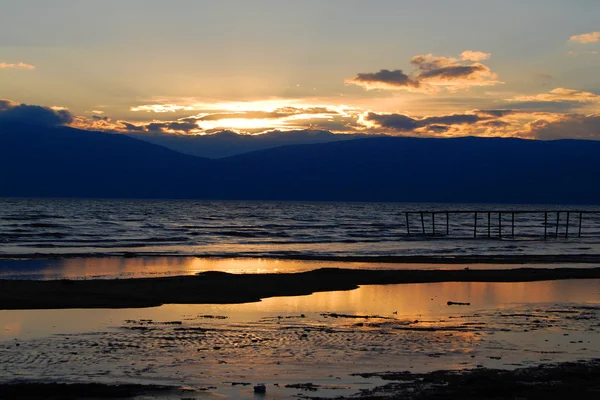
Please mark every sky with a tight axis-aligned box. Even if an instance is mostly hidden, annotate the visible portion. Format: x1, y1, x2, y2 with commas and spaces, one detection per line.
1, 0, 599, 141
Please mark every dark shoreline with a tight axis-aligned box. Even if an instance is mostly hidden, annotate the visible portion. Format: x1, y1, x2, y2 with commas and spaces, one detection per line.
329, 359, 600, 399
3, 253, 600, 264
1, 360, 598, 399
1, 267, 599, 310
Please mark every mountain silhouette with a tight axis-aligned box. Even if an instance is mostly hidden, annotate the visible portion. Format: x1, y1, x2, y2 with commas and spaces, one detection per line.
127, 129, 380, 158
2, 122, 600, 204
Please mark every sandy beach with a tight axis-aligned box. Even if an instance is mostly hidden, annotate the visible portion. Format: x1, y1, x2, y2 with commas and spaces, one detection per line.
1, 266, 600, 309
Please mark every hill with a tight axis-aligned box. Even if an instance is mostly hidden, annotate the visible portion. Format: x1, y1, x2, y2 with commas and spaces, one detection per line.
2, 123, 600, 204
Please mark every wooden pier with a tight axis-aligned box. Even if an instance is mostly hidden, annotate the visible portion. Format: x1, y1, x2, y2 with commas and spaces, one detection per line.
403, 210, 600, 240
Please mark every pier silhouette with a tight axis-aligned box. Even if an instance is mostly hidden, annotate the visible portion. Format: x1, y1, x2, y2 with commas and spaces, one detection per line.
404, 210, 600, 240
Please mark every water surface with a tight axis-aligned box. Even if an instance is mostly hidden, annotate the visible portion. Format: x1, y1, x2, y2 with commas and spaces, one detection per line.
2, 199, 599, 259
1, 280, 598, 398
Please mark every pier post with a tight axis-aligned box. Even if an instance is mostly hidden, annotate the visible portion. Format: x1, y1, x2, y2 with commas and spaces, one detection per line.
512, 212, 515, 238
499, 212, 502, 238
406, 212, 410, 236
488, 212, 491, 238
421, 212, 425, 235
566, 212, 570, 239
432, 212, 435, 235
555, 212, 560, 239
446, 212, 449, 236
474, 212, 478, 238
544, 212, 548, 240
579, 212, 583, 237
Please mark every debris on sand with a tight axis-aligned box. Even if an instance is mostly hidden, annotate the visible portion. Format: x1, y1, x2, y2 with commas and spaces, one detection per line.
447, 301, 470, 306
285, 382, 320, 391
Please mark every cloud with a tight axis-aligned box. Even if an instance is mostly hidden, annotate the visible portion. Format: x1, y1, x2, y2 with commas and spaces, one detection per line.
475, 109, 517, 117
0, 99, 73, 126
460, 51, 491, 61
344, 69, 420, 90
524, 113, 600, 140
0, 62, 35, 70
130, 104, 195, 113
364, 112, 485, 132
508, 88, 600, 103
569, 32, 600, 44
410, 54, 500, 89
188, 107, 340, 122
346, 51, 500, 93
146, 122, 199, 133
568, 50, 598, 57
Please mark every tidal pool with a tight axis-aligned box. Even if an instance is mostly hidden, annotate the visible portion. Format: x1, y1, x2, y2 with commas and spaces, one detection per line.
1, 280, 599, 399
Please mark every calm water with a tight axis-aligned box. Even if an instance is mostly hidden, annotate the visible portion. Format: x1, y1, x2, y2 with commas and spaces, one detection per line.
1, 199, 600, 260
1, 280, 598, 398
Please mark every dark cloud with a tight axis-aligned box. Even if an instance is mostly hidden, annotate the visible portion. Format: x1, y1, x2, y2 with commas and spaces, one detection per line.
120, 122, 145, 132
480, 120, 512, 128
418, 64, 487, 80
421, 114, 483, 125
0, 100, 73, 126
475, 109, 516, 117
366, 112, 418, 131
347, 52, 499, 92
345, 69, 420, 89
426, 124, 450, 133
366, 112, 485, 131
146, 122, 198, 133
527, 114, 600, 140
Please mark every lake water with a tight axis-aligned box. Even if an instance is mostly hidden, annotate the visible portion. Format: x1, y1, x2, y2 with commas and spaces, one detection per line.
2, 199, 600, 260
1, 280, 599, 398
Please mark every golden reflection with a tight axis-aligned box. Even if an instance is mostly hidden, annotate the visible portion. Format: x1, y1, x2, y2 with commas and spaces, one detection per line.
1, 280, 598, 341
37, 257, 481, 279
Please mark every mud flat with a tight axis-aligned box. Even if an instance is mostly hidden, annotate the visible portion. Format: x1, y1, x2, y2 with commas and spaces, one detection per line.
1, 267, 600, 310
337, 359, 600, 399
0, 360, 598, 399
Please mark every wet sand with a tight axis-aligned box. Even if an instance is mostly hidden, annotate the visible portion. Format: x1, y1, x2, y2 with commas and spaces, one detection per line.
2, 267, 600, 310
1, 280, 598, 398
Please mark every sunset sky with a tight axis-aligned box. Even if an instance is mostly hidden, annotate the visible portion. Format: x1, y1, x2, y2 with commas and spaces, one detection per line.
1, 0, 599, 140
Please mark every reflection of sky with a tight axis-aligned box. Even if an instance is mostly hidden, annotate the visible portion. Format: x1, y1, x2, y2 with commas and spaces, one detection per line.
1, 257, 598, 280
2, 279, 598, 340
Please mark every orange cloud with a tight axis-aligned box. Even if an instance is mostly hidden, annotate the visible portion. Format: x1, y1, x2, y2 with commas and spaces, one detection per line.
460, 50, 491, 61
569, 31, 600, 44
346, 51, 500, 93
130, 104, 195, 113
0, 62, 35, 70
508, 88, 600, 103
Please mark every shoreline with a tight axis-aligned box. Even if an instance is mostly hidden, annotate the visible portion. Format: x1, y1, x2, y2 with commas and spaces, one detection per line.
1, 359, 598, 399
1, 267, 599, 310
3, 253, 600, 264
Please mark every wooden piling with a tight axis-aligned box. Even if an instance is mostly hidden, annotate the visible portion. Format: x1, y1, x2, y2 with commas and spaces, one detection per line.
421, 212, 425, 235
406, 212, 410, 236
511, 212, 515, 238
555, 212, 560, 239
565, 212, 570, 239
499, 212, 502, 238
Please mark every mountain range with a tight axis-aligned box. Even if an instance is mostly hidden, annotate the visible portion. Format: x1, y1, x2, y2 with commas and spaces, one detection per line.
2, 122, 600, 204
